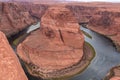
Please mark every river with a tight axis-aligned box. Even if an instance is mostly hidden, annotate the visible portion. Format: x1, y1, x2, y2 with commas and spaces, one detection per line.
70, 26, 120, 80
10, 23, 120, 80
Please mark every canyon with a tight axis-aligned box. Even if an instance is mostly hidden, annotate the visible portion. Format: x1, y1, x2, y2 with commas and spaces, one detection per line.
14, 1, 120, 52
17, 6, 94, 79
0, 0, 120, 80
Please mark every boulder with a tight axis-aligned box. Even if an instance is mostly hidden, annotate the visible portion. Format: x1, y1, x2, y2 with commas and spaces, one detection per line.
0, 31, 28, 80
17, 6, 85, 79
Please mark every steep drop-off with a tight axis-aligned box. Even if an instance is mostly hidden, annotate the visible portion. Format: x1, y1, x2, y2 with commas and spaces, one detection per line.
18, 2, 48, 19
67, 4, 120, 52
0, 2, 35, 37
17, 2, 120, 52
1, 1, 120, 79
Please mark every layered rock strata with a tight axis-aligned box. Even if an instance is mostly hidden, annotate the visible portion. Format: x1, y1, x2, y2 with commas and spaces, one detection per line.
0, 31, 28, 80
87, 11, 120, 51
0, 2, 35, 37
67, 4, 120, 52
17, 6, 94, 79
104, 66, 120, 80
16, 2, 120, 52
21, 2, 48, 19
67, 4, 120, 79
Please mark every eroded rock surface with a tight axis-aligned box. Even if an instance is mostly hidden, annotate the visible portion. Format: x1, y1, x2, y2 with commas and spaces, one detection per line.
67, 5, 96, 24
17, 6, 86, 79
18, 2, 48, 19
66, 4, 120, 52
17, 2, 120, 52
16, 1, 120, 51
0, 2, 35, 37
0, 31, 28, 80
104, 66, 120, 80
87, 10, 120, 51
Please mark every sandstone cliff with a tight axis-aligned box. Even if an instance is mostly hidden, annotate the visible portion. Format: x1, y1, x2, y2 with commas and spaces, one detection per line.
66, 4, 120, 52
18, 2, 48, 19
0, 2, 35, 37
1, 1, 120, 79
67, 5, 97, 24
0, 31, 28, 80
88, 10, 120, 52
104, 66, 120, 80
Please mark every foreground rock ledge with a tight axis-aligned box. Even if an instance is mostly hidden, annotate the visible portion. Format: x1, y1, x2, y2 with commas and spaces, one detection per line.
0, 31, 28, 80
104, 65, 120, 80
17, 7, 94, 79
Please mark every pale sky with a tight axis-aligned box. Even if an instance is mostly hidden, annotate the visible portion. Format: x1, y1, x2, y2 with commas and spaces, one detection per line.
66, 0, 120, 2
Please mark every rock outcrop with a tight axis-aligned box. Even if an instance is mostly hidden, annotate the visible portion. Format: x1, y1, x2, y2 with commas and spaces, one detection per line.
0, 31, 28, 80
67, 5, 97, 24
104, 66, 120, 80
0, 2, 35, 37
66, 4, 120, 52
17, 6, 94, 79
16, 2, 48, 19
87, 10, 120, 51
